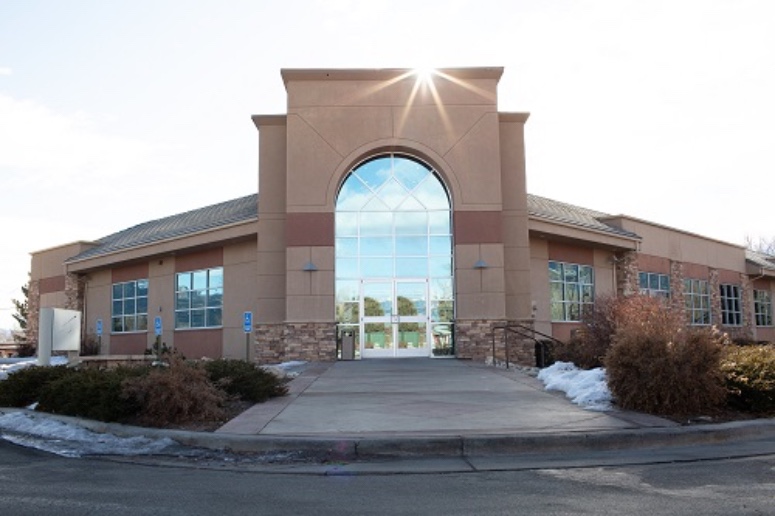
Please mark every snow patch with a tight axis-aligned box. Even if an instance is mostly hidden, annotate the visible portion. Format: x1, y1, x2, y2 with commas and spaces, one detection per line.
0, 411, 182, 458
538, 361, 613, 411
0, 356, 69, 380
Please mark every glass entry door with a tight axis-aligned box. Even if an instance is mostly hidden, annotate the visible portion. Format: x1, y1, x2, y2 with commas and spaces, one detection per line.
361, 279, 429, 358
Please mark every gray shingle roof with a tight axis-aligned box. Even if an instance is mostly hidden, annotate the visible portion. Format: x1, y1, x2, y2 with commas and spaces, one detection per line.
67, 194, 258, 262
745, 249, 775, 271
527, 194, 640, 239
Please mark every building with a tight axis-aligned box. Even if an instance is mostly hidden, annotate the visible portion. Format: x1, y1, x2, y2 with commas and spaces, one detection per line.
28, 67, 775, 364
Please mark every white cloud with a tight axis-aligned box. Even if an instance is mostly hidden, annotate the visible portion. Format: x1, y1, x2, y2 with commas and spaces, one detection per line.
0, 67, 12, 76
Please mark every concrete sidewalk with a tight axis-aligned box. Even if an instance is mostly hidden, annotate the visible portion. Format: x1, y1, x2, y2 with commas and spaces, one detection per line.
217, 359, 674, 437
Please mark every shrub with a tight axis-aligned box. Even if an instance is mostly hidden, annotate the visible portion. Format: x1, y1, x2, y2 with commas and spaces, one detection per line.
554, 294, 619, 369
37, 366, 146, 422
203, 359, 288, 403
0, 365, 72, 407
605, 295, 727, 417
121, 353, 227, 427
722, 345, 775, 413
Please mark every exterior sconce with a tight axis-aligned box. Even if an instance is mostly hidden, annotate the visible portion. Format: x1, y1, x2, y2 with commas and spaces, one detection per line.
473, 259, 488, 269
303, 261, 318, 272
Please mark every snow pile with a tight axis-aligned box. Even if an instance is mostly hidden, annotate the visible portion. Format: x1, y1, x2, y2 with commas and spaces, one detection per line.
537, 361, 613, 411
0, 356, 69, 381
0, 411, 183, 458
261, 360, 308, 379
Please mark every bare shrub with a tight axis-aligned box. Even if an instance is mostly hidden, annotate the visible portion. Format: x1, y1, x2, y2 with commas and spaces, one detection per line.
554, 294, 619, 369
121, 352, 227, 427
605, 295, 727, 417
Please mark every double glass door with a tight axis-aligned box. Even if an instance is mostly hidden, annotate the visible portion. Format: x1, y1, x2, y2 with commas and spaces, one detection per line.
361, 279, 429, 358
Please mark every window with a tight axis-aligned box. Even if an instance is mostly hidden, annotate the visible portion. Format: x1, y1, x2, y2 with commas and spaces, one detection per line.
175, 268, 223, 329
754, 290, 772, 327
720, 284, 742, 326
639, 272, 670, 298
111, 279, 148, 333
549, 261, 594, 322
684, 278, 711, 325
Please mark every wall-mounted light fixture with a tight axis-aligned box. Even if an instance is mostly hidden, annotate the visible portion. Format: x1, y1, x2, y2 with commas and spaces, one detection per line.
303, 261, 318, 272
473, 259, 488, 269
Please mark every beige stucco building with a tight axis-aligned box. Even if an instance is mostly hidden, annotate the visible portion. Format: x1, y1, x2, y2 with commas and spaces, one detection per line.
28, 67, 775, 364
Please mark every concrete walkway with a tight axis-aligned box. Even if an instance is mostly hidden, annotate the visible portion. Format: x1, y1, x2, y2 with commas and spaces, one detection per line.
217, 359, 673, 437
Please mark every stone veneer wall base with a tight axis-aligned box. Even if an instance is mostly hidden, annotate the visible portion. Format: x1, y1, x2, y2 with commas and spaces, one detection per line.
455, 319, 536, 367
255, 322, 337, 363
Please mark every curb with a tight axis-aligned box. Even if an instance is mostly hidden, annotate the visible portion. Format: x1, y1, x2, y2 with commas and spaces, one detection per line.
3, 407, 775, 461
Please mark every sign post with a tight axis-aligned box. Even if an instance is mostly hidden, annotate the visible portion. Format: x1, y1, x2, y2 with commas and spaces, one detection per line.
243, 311, 253, 361
96, 319, 103, 354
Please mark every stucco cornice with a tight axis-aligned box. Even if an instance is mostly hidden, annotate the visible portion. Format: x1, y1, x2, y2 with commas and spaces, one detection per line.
251, 114, 287, 130
499, 112, 530, 123
281, 67, 504, 86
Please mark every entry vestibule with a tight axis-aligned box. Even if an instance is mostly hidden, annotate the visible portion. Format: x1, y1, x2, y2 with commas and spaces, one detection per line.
335, 154, 455, 358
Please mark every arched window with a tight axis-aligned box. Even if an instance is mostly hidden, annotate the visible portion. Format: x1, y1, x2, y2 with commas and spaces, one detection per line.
335, 154, 454, 358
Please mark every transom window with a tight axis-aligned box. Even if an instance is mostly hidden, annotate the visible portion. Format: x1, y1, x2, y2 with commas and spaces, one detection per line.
720, 284, 742, 326
549, 261, 594, 322
754, 289, 772, 327
639, 272, 670, 298
684, 279, 711, 325
111, 279, 148, 333
175, 268, 223, 329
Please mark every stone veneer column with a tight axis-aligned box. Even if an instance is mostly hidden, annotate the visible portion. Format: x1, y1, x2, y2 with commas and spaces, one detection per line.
709, 268, 721, 327
26, 280, 40, 345
669, 260, 687, 325
616, 251, 640, 297
740, 273, 755, 340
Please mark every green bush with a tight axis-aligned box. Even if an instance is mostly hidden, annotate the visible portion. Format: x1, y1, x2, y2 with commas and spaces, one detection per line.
605, 295, 727, 417
37, 366, 146, 422
0, 365, 72, 407
121, 353, 227, 427
203, 359, 288, 402
722, 345, 775, 413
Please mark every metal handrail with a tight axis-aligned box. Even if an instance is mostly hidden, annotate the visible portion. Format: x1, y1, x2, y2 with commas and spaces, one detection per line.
491, 322, 564, 369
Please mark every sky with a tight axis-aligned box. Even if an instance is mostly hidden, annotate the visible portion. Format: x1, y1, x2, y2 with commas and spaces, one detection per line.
1, 0, 774, 330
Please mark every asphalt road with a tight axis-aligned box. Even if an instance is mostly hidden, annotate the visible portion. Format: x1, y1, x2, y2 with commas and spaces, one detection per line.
1, 440, 774, 515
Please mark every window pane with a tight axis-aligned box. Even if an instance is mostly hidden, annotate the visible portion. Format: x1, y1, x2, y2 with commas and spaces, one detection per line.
112, 300, 123, 316
564, 264, 579, 283
360, 212, 393, 236
566, 284, 580, 302
206, 308, 222, 327
581, 285, 594, 303
209, 268, 223, 288
649, 274, 659, 290
336, 257, 358, 278
136, 279, 149, 296
136, 297, 148, 314
428, 256, 451, 277
548, 262, 562, 282
361, 237, 393, 256
136, 314, 148, 331
191, 309, 205, 328
337, 301, 359, 324
177, 273, 191, 291
362, 257, 392, 277
396, 257, 427, 277
192, 271, 207, 290
112, 284, 123, 300
579, 266, 593, 284
660, 275, 670, 291
395, 236, 427, 256
176, 292, 189, 311
394, 212, 426, 235
567, 303, 581, 321
124, 316, 136, 332
336, 237, 358, 257
551, 302, 565, 321
431, 300, 454, 322
175, 310, 190, 329
124, 299, 136, 315
208, 288, 223, 308
112, 317, 123, 333
430, 278, 453, 300
191, 290, 206, 309
550, 282, 564, 303
336, 212, 358, 236
429, 236, 451, 255
123, 282, 135, 298
639, 272, 648, 289
428, 211, 450, 234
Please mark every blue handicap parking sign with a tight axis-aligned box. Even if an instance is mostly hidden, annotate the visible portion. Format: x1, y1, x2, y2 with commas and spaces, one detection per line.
154, 316, 163, 336
96, 319, 103, 336
243, 311, 253, 333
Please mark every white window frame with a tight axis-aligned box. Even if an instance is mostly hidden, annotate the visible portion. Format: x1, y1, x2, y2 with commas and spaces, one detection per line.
111, 279, 149, 333
754, 289, 773, 327
549, 261, 594, 322
175, 267, 224, 329
639, 271, 670, 298
684, 278, 711, 326
720, 284, 742, 326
